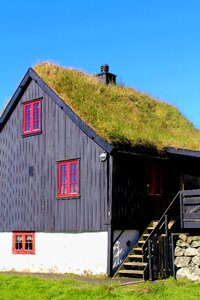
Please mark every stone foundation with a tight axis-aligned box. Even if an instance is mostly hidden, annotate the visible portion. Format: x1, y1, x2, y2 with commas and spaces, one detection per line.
174, 234, 200, 281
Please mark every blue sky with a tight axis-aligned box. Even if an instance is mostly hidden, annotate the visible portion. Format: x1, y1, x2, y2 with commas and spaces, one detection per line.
1, 1, 200, 128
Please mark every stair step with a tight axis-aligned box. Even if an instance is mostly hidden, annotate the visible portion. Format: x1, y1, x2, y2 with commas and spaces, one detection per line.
152, 221, 159, 227
124, 262, 147, 267
168, 220, 176, 229
138, 240, 146, 244
134, 247, 142, 251
119, 270, 144, 275
112, 220, 162, 279
129, 254, 143, 259
147, 227, 154, 230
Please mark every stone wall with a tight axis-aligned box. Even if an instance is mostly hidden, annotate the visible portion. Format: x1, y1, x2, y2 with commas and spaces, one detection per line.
174, 234, 200, 281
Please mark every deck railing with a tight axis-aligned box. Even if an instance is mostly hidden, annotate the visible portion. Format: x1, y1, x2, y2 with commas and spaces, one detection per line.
180, 189, 200, 228
144, 192, 180, 280
142, 191, 180, 254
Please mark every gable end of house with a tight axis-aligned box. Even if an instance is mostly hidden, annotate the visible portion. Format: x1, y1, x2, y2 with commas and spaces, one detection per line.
0, 68, 114, 154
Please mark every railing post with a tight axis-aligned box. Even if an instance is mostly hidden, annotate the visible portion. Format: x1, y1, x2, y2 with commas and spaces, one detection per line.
171, 233, 176, 279
165, 214, 168, 236
164, 235, 169, 278
180, 191, 183, 228
153, 236, 159, 279
148, 238, 153, 281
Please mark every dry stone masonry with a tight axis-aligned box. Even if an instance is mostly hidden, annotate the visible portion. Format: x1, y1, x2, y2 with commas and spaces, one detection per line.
175, 234, 200, 281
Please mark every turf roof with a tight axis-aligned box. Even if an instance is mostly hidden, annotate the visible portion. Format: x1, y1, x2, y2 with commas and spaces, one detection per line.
34, 62, 200, 151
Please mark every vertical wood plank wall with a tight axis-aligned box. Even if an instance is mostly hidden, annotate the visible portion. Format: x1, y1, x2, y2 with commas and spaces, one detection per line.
0, 80, 110, 232
112, 153, 180, 231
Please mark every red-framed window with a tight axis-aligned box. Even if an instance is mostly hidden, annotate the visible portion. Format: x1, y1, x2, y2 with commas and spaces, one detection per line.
23, 100, 41, 134
12, 232, 35, 254
58, 160, 79, 198
146, 164, 162, 196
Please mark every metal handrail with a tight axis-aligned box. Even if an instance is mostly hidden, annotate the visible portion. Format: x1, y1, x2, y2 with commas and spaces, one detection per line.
142, 191, 180, 254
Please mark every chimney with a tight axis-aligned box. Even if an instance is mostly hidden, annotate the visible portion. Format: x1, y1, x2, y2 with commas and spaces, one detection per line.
96, 64, 117, 85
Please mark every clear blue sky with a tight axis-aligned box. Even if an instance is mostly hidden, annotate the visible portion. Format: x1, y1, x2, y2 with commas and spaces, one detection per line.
1, 1, 200, 128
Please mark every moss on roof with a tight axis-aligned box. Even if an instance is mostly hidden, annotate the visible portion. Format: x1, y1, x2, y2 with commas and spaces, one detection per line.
34, 62, 200, 151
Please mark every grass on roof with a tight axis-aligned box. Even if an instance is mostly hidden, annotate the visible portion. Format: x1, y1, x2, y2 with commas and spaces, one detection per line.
34, 62, 200, 151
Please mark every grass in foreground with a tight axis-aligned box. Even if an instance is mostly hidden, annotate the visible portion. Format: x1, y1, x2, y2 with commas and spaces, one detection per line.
34, 62, 200, 151
0, 275, 200, 300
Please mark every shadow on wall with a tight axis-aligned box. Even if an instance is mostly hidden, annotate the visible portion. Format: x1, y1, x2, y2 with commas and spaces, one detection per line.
112, 230, 139, 273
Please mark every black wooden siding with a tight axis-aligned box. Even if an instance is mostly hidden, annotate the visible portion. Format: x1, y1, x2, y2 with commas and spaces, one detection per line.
112, 153, 148, 230
0, 80, 112, 232
112, 153, 180, 232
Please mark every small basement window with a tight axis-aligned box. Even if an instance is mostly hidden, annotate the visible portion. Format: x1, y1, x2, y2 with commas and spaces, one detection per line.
12, 232, 35, 254
58, 159, 79, 198
23, 99, 41, 135
146, 164, 162, 196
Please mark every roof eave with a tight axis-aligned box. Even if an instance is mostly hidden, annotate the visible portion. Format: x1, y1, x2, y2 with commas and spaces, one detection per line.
166, 147, 200, 158
0, 68, 32, 128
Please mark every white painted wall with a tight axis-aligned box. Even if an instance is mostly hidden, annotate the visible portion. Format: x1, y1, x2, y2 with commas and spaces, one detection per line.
0, 232, 108, 275
113, 230, 139, 271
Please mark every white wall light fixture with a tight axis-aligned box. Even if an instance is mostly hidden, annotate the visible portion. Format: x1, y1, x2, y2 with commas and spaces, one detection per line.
99, 152, 107, 162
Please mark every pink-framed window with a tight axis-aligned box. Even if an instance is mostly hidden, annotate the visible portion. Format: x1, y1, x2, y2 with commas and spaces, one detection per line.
12, 232, 35, 254
23, 100, 41, 134
58, 160, 79, 198
146, 164, 162, 196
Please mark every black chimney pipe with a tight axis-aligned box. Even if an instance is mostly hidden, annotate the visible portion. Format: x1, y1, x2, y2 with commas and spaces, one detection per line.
96, 64, 116, 85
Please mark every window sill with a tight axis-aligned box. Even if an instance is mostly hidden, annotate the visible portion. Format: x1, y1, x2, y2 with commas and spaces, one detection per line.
13, 251, 35, 255
56, 195, 80, 200
22, 131, 42, 138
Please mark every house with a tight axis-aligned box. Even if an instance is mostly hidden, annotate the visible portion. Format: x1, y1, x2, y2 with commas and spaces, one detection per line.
1, 62, 200, 278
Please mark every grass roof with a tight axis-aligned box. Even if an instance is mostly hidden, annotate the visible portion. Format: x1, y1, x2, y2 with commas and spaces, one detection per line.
34, 62, 200, 151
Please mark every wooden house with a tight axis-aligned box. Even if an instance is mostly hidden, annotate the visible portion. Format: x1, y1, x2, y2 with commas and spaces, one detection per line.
1, 62, 200, 278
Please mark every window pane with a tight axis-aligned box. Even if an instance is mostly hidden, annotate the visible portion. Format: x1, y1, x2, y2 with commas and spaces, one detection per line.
25, 235, 33, 250
25, 106, 30, 114
33, 102, 40, 130
24, 105, 31, 132
70, 183, 78, 194
26, 235, 32, 241
74, 184, 77, 193
70, 173, 76, 182
15, 235, 23, 250
61, 184, 67, 195
16, 235, 22, 242
60, 164, 67, 174
60, 165, 64, 174
26, 114, 31, 122
33, 118, 39, 129
25, 123, 31, 131
70, 184, 75, 193
33, 103, 39, 112
70, 163, 77, 172
61, 175, 66, 184
59, 164, 67, 195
